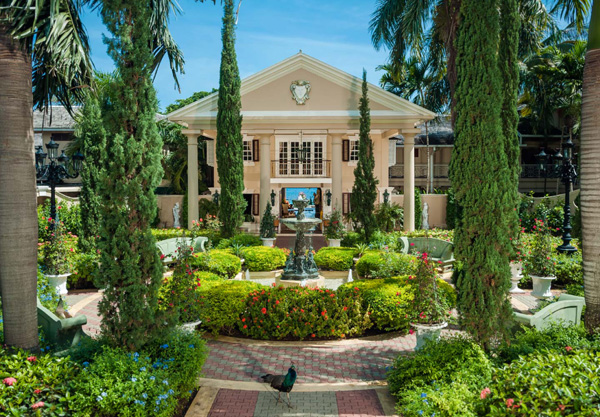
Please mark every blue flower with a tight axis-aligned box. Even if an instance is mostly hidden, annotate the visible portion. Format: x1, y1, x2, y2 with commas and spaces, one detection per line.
142, 393, 148, 399
96, 396, 103, 402
163, 364, 169, 370
421, 393, 427, 398
189, 344, 195, 348
168, 389, 174, 395
156, 400, 160, 405
140, 367, 146, 372
160, 344, 169, 349
131, 377, 137, 382
150, 376, 156, 381
102, 392, 107, 397
162, 380, 169, 385
83, 361, 90, 367
419, 411, 423, 416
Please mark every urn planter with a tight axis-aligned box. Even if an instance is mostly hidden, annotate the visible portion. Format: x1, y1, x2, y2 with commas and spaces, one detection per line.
261, 237, 276, 247
531, 275, 556, 299
509, 262, 525, 293
327, 238, 341, 247
45, 273, 71, 296
411, 322, 448, 350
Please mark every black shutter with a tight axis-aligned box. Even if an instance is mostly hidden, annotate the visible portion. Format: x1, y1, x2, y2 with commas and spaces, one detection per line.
342, 139, 349, 162
342, 193, 351, 215
252, 139, 260, 162
252, 194, 260, 216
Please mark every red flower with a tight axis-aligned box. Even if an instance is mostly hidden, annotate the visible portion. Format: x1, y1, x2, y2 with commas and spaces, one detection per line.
343, 306, 348, 311
321, 310, 327, 316
261, 307, 267, 314
557, 404, 566, 411
3, 377, 16, 386
409, 329, 414, 335
34, 389, 42, 394
275, 300, 280, 305
243, 324, 247, 329
506, 399, 514, 408
31, 402, 45, 410
565, 346, 573, 352
242, 318, 246, 322
26, 356, 37, 363
311, 334, 315, 338
480, 387, 491, 399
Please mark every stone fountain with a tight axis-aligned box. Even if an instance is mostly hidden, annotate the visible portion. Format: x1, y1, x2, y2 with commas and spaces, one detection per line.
277, 194, 323, 287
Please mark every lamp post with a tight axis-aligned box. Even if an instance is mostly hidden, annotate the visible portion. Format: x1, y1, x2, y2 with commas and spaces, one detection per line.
35, 138, 84, 230
556, 137, 577, 254
213, 190, 220, 206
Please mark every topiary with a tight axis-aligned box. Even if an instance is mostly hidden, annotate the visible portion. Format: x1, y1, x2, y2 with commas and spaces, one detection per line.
190, 250, 242, 279
355, 251, 418, 279
259, 203, 276, 239
242, 246, 286, 271
314, 247, 357, 271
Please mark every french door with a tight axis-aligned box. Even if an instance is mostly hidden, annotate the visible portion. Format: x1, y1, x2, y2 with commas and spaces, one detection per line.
276, 136, 325, 177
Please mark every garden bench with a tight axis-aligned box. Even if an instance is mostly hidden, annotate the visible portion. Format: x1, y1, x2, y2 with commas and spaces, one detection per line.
37, 298, 88, 351
156, 237, 208, 264
398, 237, 455, 270
513, 294, 585, 330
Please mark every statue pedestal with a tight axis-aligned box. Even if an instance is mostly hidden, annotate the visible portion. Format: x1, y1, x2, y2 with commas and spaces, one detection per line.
275, 275, 324, 289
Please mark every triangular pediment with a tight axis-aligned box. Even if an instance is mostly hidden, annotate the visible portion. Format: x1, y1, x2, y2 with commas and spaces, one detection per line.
168, 53, 435, 131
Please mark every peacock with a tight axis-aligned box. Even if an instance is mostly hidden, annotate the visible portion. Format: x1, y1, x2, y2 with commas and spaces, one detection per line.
260, 364, 297, 407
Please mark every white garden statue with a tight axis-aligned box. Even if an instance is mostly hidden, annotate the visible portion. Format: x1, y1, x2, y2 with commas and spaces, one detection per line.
173, 202, 181, 228
422, 202, 429, 230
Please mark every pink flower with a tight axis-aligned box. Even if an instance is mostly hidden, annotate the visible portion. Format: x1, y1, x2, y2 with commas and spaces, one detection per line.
31, 402, 45, 409
410, 243, 415, 246
34, 389, 42, 394
506, 398, 514, 408
565, 346, 573, 352
3, 377, 16, 386
27, 356, 37, 363
480, 387, 491, 399
557, 404, 566, 411
409, 329, 414, 335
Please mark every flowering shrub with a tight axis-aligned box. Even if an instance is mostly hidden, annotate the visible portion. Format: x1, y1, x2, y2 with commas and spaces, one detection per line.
407, 252, 451, 325
69, 330, 207, 417
324, 209, 345, 240
192, 214, 221, 232
69, 251, 101, 289
0, 347, 78, 416
37, 201, 81, 241
239, 285, 371, 340
314, 247, 357, 271
399, 381, 480, 417
523, 219, 556, 277
355, 251, 418, 279
241, 246, 286, 271
482, 349, 600, 416
189, 249, 242, 278
39, 218, 78, 275
158, 271, 222, 322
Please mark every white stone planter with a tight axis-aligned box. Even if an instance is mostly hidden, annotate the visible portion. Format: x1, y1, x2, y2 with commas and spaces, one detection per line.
509, 262, 525, 293
261, 237, 276, 247
411, 322, 448, 350
327, 238, 341, 247
531, 275, 556, 299
45, 273, 71, 296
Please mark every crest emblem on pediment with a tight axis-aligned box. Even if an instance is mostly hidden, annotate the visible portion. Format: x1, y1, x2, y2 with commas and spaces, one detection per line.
290, 80, 311, 105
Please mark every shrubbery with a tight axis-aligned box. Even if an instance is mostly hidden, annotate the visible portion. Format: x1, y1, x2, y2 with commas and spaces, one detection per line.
314, 247, 357, 271
190, 249, 241, 278
239, 285, 371, 340
216, 233, 262, 249
242, 246, 286, 271
355, 251, 418, 278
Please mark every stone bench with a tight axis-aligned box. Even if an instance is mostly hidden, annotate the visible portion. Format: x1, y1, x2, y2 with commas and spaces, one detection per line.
513, 294, 585, 330
156, 237, 209, 264
398, 237, 455, 270
37, 298, 88, 351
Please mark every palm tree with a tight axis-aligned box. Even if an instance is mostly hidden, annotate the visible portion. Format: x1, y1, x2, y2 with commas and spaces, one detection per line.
0, 0, 212, 350
0, 0, 93, 351
379, 57, 449, 192
370, 0, 591, 121
581, 0, 600, 331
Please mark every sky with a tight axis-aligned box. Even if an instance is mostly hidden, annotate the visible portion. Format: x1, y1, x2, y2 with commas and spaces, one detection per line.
82, 0, 390, 113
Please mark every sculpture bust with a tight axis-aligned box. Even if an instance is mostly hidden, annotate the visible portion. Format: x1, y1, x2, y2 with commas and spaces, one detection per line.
173, 202, 180, 228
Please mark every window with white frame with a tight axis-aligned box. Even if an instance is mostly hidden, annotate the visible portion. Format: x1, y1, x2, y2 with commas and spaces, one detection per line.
349, 138, 359, 161
243, 139, 253, 161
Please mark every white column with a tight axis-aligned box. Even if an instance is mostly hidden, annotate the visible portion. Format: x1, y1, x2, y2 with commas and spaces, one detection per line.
186, 133, 200, 229
259, 134, 271, 215
331, 133, 343, 211
404, 133, 416, 231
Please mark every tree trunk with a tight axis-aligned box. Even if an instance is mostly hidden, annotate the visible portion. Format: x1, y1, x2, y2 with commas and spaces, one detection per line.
0, 27, 39, 350
582, 0, 600, 332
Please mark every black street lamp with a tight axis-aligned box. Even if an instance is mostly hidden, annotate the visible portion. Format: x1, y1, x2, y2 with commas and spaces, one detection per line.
36, 138, 84, 230
556, 137, 578, 254
213, 190, 220, 206
383, 189, 390, 204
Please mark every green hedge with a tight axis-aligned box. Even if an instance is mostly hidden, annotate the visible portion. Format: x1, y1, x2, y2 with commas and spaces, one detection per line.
355, 251, 418, 278
216, 233, 262, 249
339, 276, 456, 332
242, 246, 286, 271
190, 249, 242, 279
314, 247, 357, 271
151, 228, 223, 248
239, 286, 371, 340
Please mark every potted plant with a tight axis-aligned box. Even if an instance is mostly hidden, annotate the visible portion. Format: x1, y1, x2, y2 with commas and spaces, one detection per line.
260, 203, 276, 247
40, 217, 73, 296
524, 218, 556, 298
324, 209, 345, 247
408, 252, 451, 350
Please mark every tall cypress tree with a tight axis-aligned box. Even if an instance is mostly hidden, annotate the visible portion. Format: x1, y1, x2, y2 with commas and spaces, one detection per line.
449, 0, 513, 348
351, 70, 379, 241
499, 0, 521, 243
216, 0, 245, 237
75, 94, 106, 252
95, 0, 166, 350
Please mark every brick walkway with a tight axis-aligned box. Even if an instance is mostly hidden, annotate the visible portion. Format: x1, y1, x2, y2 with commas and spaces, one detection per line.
207, 389, 386, 417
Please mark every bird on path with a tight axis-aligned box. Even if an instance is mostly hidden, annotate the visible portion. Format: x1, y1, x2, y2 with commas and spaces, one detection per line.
55, 297, 72, 319
260, 364, 297, 408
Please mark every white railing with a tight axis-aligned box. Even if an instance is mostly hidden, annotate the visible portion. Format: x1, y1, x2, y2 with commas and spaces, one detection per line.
271, 160, 331, 178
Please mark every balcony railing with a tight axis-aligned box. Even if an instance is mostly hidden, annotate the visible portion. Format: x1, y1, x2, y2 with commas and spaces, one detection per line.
520, 164, 562, 179
389, 164, 449, 179
271, 160, 331, 178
